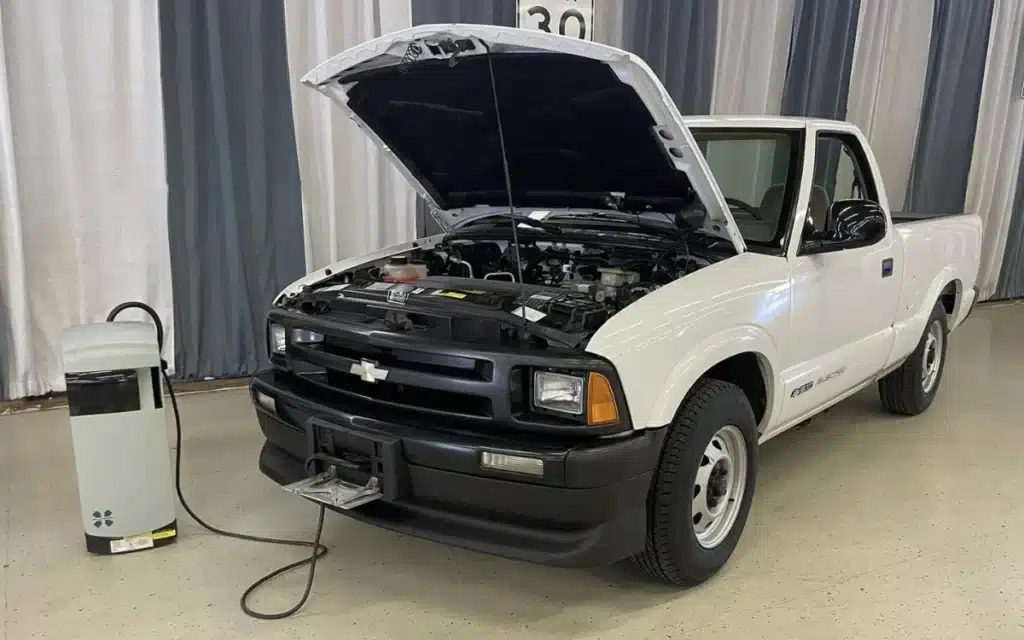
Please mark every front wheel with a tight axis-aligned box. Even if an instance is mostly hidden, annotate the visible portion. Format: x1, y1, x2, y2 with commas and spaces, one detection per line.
633, 379, 758, 586
878, 298, 948, 415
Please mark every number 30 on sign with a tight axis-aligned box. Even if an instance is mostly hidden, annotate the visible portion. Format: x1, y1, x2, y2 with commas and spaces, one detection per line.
517, 0, 596, 41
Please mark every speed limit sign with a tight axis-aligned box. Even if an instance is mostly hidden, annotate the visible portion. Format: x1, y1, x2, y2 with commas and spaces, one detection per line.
516, 0, 596, 41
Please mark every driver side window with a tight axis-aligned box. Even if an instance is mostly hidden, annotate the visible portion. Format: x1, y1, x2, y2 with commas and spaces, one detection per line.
810, 133, 880, 233
794, 132, 887, 255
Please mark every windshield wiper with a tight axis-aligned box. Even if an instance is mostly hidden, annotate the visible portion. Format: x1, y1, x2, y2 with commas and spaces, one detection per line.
461, 213, 563, 234
559, 211, 688, 238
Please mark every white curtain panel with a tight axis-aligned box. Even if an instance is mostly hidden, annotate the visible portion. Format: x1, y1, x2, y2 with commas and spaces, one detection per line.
0, 0, 173, 399
592, 0, 625, 47
708, 0, 795, 208
283, 0, 416, 273
710, 0, 795, 115
964, 0, 1024, 300
845, 0, 934, 212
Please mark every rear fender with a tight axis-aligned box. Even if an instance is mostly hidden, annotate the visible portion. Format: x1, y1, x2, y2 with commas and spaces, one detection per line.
644, 325, 780, 431
912, 267, 960, 331
888, 266, 960, 368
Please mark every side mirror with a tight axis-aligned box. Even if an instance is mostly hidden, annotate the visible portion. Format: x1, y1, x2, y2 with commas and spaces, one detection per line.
801, 199, 886, 255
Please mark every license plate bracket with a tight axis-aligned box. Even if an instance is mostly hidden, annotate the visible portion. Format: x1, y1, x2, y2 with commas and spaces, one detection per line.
305, 417, 404, 502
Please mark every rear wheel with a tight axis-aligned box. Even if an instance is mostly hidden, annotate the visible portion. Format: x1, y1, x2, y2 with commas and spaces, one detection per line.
633, 379, 758, 586
878, 299, 948, 415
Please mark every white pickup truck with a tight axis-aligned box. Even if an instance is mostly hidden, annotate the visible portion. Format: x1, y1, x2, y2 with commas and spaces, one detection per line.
251, 25, 982, 586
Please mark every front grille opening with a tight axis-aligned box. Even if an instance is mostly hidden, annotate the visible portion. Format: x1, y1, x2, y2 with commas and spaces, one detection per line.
325, 369, 493, 417
318, 339, 493, 381
328, 300, 508, 343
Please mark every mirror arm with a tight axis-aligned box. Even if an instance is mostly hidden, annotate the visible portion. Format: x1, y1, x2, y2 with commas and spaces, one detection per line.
801, 239, 826, 255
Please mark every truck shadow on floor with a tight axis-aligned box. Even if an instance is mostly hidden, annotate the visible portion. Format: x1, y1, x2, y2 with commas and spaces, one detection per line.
283, 393, 907, 635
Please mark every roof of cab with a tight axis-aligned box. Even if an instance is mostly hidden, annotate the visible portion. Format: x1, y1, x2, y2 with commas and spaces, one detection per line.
681, 115, 857, 130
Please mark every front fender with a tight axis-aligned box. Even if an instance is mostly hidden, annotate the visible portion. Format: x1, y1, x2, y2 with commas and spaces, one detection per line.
586, 252, 791, 431
645, 326, 780, 429
593, 322, 780, 431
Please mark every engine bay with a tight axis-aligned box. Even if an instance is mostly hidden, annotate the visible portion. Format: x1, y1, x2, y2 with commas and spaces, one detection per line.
287, 232, 732, 348
406, 239, 711, 301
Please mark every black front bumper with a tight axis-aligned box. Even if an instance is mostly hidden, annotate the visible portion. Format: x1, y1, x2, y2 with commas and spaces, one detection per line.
250, 370, 665, 568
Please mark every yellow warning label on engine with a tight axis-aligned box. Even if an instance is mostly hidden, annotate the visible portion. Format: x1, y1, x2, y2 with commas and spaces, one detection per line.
435, 290, 466, 299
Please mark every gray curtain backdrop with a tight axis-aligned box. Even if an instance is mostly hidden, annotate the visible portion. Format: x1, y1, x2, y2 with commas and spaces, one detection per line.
621, 0, 717, 117
781, 0, 860, 120
159, 0, 306, 380
412, 0, 515, 27
903, 0, 995, 214
780, 0, 861, 195
996, 154, 1024, 299
411, 0, 516, 237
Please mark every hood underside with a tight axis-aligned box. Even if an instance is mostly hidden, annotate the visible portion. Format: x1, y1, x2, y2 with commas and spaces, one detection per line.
302, 24, 744, 253
337, 50, 693, 212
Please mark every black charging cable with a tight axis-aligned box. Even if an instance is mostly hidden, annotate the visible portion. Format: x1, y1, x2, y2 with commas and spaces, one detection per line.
105, 302, 327, 620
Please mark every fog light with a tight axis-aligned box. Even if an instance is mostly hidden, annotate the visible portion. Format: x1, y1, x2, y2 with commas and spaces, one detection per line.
480, 451, 544, 477
255, 391, 276, 414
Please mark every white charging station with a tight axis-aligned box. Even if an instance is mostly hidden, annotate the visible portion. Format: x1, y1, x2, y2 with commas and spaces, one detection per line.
60, 320, 177, 555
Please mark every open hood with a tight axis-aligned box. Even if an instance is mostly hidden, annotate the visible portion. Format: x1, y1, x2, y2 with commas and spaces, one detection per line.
302, 24, 744, 253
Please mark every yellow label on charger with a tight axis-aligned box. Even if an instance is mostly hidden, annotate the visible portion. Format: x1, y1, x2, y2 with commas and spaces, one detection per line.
152, 528, 177, 540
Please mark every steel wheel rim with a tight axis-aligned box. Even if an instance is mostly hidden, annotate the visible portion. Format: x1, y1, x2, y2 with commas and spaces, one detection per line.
921, 319, 944, 394
693, 425, 748, 549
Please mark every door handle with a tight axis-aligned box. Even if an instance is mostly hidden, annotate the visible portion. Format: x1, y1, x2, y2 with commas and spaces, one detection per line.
881, 258, 894, 278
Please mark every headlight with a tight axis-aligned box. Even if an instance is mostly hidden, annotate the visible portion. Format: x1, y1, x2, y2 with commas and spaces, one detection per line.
533, 370, 621, 425
533, 371, 585, 415
269, 323, 286, 355
291, 329, 323, 345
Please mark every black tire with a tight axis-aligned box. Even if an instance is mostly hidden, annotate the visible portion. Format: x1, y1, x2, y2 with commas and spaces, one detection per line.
633, 378, 758, 586
878, 298, 948, 416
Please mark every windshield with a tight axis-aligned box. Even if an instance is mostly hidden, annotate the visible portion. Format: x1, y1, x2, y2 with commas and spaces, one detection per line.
691, 128, 800, 250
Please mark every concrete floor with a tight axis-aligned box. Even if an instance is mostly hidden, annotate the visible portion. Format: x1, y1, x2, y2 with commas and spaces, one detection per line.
2, 303, 1023, 639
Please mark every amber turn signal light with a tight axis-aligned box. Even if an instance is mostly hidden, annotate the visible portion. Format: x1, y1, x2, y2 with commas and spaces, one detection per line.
587, 372, 619, 425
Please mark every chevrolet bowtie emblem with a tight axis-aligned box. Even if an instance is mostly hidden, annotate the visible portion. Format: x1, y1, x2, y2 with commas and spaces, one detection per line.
350, 359, 388, 383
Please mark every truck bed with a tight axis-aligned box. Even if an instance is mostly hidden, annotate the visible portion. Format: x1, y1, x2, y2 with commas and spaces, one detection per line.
892, 211, 982, 327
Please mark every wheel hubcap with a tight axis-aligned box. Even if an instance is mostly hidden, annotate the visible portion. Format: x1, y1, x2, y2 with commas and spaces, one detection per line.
921, 319, 944, 394
693, 425, 748, 549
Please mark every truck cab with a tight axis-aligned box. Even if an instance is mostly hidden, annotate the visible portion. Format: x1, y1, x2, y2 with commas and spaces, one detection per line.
251, 25, 982, 586
617, 116, 981, 440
